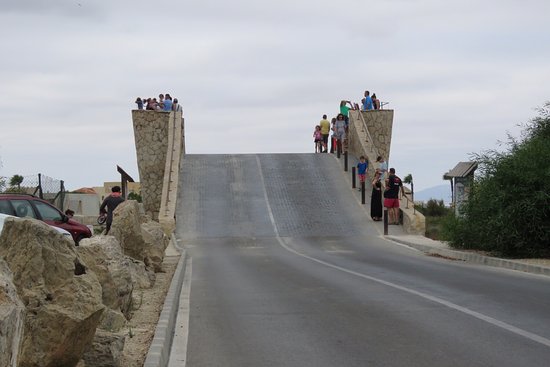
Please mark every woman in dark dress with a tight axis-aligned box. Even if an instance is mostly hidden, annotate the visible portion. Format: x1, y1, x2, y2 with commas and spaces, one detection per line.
370, 171, 383, 221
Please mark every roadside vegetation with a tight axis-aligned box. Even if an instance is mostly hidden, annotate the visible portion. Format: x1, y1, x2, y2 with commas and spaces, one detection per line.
441, 102, 550, 258
415, 199, 451, 241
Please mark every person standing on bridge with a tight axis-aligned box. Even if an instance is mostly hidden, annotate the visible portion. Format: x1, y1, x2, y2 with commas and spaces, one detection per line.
163, 94, 173, 111
376, 156, 388, 186
339, 100, 352, 128
334, 114, 347, 153
319, 114, 330, 153
372, 93, 380, 110
384, 168, 404, 225
313, 125, 323, 153
371, 170, 383, 221
100, 186, 125, 235
357, 156, 369, 190
330, 117, 337, 153
362, 91, 374, 111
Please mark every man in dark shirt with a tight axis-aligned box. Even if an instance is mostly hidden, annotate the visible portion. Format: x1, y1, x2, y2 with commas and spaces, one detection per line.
100, 186, 125, 235
384, 168, 405, 225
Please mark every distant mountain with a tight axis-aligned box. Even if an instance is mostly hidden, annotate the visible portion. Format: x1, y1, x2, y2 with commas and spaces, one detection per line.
413, 184, 452, 205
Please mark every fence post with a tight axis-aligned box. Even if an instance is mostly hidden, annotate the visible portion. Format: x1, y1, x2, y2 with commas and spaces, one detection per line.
38, 173, 44, 199
352, 167, 356, 188
344, 151, 348, 172
59, 180, 65, 211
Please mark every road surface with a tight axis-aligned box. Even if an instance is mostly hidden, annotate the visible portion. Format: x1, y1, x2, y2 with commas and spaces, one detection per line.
174, 154, 550, 367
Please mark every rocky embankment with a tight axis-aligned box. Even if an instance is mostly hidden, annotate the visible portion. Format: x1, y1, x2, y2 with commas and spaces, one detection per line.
0, 200, 170, 367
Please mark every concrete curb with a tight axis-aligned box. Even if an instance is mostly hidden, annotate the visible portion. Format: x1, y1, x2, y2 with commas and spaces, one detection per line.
386, 236, 550, 277
143, 235, 187, 367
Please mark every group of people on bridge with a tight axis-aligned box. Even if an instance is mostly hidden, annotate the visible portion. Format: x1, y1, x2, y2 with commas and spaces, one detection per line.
135, 93, 183, 114
313, 93, 404, 225
313, 90, 383, 154
357, 156, 404, 225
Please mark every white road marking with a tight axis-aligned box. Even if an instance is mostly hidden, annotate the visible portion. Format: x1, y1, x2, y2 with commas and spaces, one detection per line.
255, 155, 550, 349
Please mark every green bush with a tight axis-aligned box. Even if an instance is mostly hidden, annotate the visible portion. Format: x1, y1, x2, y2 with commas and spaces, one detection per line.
127, 192, 142, 203
443, 103, 550, 257
416, 199, 449, 217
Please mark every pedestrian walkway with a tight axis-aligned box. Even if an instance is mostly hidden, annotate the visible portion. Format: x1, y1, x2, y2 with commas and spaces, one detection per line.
386, 234, 550, 277
334, 153, 550, 278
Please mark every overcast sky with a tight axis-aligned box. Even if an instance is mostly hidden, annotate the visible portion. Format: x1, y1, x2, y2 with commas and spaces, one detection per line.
1, 0, 549, 193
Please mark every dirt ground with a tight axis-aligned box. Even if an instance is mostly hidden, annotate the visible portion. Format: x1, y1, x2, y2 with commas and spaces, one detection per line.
119, 255, 180, 367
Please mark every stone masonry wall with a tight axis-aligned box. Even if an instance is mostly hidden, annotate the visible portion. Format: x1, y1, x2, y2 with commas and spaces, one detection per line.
361, 110, 394, 162
132, 110, 171, 220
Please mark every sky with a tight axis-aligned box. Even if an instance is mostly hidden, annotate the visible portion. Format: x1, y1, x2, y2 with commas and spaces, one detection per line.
1, 0, 549, 192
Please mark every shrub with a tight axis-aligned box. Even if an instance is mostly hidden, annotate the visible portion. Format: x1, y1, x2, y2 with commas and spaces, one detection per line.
443, 103, 550, 257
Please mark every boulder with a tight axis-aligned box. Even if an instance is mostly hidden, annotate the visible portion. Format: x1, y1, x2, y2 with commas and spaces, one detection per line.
77, 236, 154, 319
82, 330, 125, 367
110, 201, 148, 263
0, 259, 24, 367
141, 220, 169, 272
110, 200, 168, 273
0, 217, 104, 367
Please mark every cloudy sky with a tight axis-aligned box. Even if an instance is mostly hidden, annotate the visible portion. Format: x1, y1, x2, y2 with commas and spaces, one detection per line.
1, 0, 549, 193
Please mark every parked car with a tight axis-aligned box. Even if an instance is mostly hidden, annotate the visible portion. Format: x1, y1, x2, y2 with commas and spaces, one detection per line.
0, 194, 91, 244
0, 213, 73, 242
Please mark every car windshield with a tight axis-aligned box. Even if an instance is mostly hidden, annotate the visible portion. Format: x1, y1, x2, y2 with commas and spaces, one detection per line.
33, 201, 63, 221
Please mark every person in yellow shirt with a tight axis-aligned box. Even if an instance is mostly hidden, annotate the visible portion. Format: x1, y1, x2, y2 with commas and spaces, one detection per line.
319, 114, 331, 153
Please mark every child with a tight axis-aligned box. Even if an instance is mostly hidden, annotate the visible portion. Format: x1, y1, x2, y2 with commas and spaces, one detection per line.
313, 125, 323, 153
357, 156, 368, 190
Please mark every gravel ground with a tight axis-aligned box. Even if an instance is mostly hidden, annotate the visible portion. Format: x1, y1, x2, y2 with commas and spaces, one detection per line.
120, 255, 180, 367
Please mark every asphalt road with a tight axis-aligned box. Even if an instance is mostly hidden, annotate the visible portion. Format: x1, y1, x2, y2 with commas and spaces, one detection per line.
175, 154, 550, 367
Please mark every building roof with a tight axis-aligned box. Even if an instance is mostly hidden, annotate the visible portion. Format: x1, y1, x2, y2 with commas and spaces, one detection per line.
444, 161, 478, 179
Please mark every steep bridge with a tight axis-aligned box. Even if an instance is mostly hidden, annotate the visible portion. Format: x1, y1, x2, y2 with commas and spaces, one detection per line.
131, 111, 550, 367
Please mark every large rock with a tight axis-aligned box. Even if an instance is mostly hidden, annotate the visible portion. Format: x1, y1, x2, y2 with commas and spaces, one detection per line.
110, 200, 168, 273
77, 236, 154, 321
110, 201, 148, 263
0, 217, 104, 367
76, 236, 155, 367
0, 259, 24, 367
141, 220, 169, 272
82, 330, 125, 367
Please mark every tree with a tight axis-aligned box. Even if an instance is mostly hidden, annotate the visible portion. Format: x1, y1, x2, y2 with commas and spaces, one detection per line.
10, 175, 24, 190
442, 102, 550, 257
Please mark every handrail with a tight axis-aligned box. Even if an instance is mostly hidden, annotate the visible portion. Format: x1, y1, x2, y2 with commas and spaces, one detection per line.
355, 110, 380, 160
401, 188, 416, 214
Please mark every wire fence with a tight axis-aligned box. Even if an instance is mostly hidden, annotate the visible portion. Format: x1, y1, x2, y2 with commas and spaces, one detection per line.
0, 173, 66, 210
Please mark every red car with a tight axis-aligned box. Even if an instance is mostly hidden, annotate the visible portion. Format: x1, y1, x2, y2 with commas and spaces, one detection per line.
0, 193, 92, 244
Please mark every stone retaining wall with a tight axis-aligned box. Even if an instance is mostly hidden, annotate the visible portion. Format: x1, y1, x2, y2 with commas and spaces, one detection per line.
132, 111, 169, 220
361, 110, 394, 162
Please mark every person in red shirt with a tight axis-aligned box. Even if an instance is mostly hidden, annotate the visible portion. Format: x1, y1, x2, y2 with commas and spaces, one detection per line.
384, 168, 405, 225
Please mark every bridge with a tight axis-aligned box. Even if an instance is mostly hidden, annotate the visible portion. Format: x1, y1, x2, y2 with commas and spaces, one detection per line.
131, 111, 550, 367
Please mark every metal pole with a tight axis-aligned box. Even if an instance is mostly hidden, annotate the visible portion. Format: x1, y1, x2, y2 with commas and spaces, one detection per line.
38, 173, 44, 199
383, 209, 388, 235
59, 180, 65, 211
361, 181, 365, 204
344, 151, 348, 172
352, 167, 356, 188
